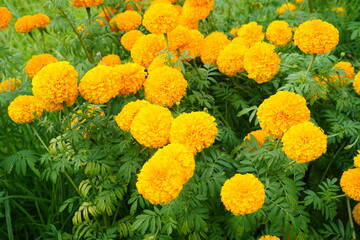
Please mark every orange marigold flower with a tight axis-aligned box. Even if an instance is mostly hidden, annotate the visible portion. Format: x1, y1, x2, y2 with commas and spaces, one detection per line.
41, 101, 66, 112
8, 95, 43, 124
130, 104, 174, 148
244, 42, 280, 84
217, 41, 248, 77
0, 78, 21, 93
115, 63, 147, 96
329, 61, 354, 86
221, 173, 265, 215
32, 13, 50, 29
331, 7, 346, 17
257, 91, 311, 138
110, 10, 142, 32
244, 129, 269, 148
115, 100, 151, 132
131, 34, 166, 68
237, 22, 264, 47
25, 54, 58, 79
182, 0, 214, 21
353, 203, 360, 225
354, 72, 360, 95
266, 20, 292, 46
120, 30, 144, 51
0, 7, 11, 30
98, 54, 121, 66
294, 19, 339, 55
15, 15, 34, 33
178, 13, 199, 29
354, 150, 360, 168
281, 121, 327, 163
70, 0, 104, 8
201, 31, 230, 65
340, 168, 360, 201
277, 3, 297, 15
170, 111, 218, 154
258, 236, 280, 240
143, 3, 179, 34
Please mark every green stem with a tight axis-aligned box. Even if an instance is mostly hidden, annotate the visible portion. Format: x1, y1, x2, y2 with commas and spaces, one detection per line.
0, 103, 13, 154
86, 7, 91, 24
308, 0, 314, 13
0, 195, 51, 202
28, 123, 50, 153
40, 28, 46, 52
320, 141, 347, 183
164, 33, 170, 49
298, 194, 347, 204
63, 171, 82, 196
305, 54, 317, 77
4, 192, 14, 240
346, 197, 357, 240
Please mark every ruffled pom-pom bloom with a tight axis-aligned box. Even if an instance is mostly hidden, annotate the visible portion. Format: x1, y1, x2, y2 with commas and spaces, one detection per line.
143, 3, 179, 34
353, 202, 360, 225
110, 10, 142, 32
217, 41, 248, 77
244, 129, 269, 148
266, 20, 292, 46
277, 3, 297, 15
120, 30, 144, 51
115, 100, 151, 132
0, 78, 22, 93
8, 95, 43, 124
201, 32, 230, 65
97, 54, 121, 66
25, 54, 58, 78
340, 168, 360, 201
354, 150, 360, 168
70, 0, 104, 8
115, 63, 147, 96
258, 236, 281, 240
354, 71, 360, 95
237, 22, 264, 48
329, 61, 354, 86
131, 34, 166, 68
0, 7, 11, 30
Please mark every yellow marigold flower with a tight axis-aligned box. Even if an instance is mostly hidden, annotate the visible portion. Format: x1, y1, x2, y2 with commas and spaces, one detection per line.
78, 65, 121, 104
25, 54, 58, 79
15, 15, 34, 33
148, 52, 179, 72
186, 29, 205, 58
237, 22, 264, 48
257, 91, 311, 138
98, 54, 121, 66
169, 25, 190, 52
115, 63, 147, 96
136, 143, 194, 205
340, 168, 360, 201
230, 27, 239, 37
8, 95, 43, 124
0, 78, 21, 93
329, 61, 354, 86
353, 203, 360, 225
170, 111, 218, 154
110, 10, 142, 32
144, 66, 187, 107
331, 7, 345, 17
201, 31, 230, 65
244, 42, 280, 84
130, 104, 174, 148
115, 100, 151, 132
178, 13, 199, 30
120, 30, 144, 51
32, 13, 50, 29
182, 0, 214, 21
277, 3, 297, 15
354, 72, 360, 95
282, 121, 327, 163
354, 150, 360, 168
217, 41, 248, 77
221, 173, 265, 215
70, 0, 104, 8
258, 236, 280, 240
294, 20, 339, 55
33, 61, 78, 106
266, 20, 292, 46
143, 3, 179, 34
131, 34, 166, 68
244, 129, 269, 148
41, 102, 65, 112
0, 7, 11, 30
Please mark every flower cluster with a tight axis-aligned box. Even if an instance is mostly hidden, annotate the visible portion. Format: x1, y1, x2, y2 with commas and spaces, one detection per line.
8, 95, 43, 124
115, 100, 151, 132
0, 78, 21, 93
354, 150, 360, 168
15, 13, 50, 33
201, 31, 230, 64
353, 203, 360, 225
25, 54, 58, 78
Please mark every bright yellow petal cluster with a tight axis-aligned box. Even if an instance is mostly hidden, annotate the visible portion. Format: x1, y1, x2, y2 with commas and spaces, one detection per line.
148, 52, 179, 72
110, 10, 142, 32
277, 3, 297, 15
266, 20, 292, 46
144, 66, 187, 107
115, 100, 151, 132
353, 203, 360, 225
130, 104, 174, 148
98, 54, 121, 66
33, 61, 78, 107
281, 121, 327, 163
120, 30, 144, 51
182, 0, 214, 21
340, 168, 360, 201
115, 63, 147, 96
143, 3, 179, 34
258, 236, 281, 240
354, 72, 360, 95
32, 14, 50, 29
329, 61, 354, 86
331, 7, 345, 17
8, 95, 43, 124
0, 7, 11, 30
217, 41, 248, 77
230, 27, 239, 37
296, 0, 304, 3
169, 26, 204, 58
201, 32, 230, 64
136, 143, 195, 205
78, 65, 121, 104
15, 14, 50, 33
178, 13, 199, 30
354, 150, 360, 168
25, 54, 58, 79
0, 78, 21, 93
257, 91, 311, 138
237, 22, 264, 48
131, 34, 166, 68
170, 111, 218, 154
244, 42, 280, 84
42, 102, 65, 112
294, 20, 339, 55
70, 0, 104, 8
244, 129, 269, 148
221, 173, 265, 215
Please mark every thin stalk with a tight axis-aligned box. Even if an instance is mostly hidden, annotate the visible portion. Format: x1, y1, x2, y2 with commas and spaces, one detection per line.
305, 54, 317, 77
0, 195, 51, 202
28, 123, 50, 153
320, 141, 347, 183
40, 28, 46, 52
164, 33, 170, 49
346, 197, 357, 240
86, 7, 91, 24
63, 171, 82, 196
5, 192, 14, 240
308, 0, 314, 13
298, 194, 346, 204
0, 103, 13, 154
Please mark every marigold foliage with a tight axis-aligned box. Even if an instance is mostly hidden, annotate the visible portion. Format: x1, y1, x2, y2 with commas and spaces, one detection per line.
266, 20, 292, 46
220, 173, 265, 215
237, 22, 264, 47
143, 3, 179, 34
144, 66, 187, 107
294, 19, 339, 55
182, 0, 214, 21
110, 11, 142, 32
340, 168, 360, 201
25, 54, 58, 78
70, 105, 104, 129
353, 203, 360, 225
8, 95, 43, 124
354, 71, 360, 95
0, 7, 11, 30
258, 236, 281, 240
217, 41, 248, 77
0, 78, 21, 93
354, 150, 360, 168
70, 0, 104, 8
98, 7, 117, 24
201, 31, 230, 65
120, 30, 144, 51
114, 63, 147, 96
98, 54, 121, 66
130, 104, 174, 148
277, 3, 297, 15
125, 0, 142, 11
257, 91, 311, 138
244, 42, 280, 84
115, 100, 151, 132
244, 129, 269, 148
131, 34, 166, 68
170, 111, 218, 154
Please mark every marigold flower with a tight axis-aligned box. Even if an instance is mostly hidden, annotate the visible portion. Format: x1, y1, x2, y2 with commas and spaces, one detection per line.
33, 61, 78, 106
257, 91, 311, 138
120, 30, 144, 51
294, 19, 339, 55
178, 13, 199, 30
296, 0, 304, 3
148, 52, 179, 72
353, 203, 360, 225
97, 54, 121, 66
244, 42, 280, 84
281, 121, 327, 163
131, 34, 166, 68
230, 27, 239, 37
237, 22, 264, 48
201, 32, 230, 65
0, 7, 11, 30
32, 13, 50, 29
354, 72, 360, 95
8, 95, 43, 124
340, 168, 360, 201
78, 65, 121, 104
221, 173, 265, 215
15, 15, 34, 33
115, 63, 147, 96
41, 102, 65, 112
170, 111, 218, 154
110, 10, 142, 32
266, 20, 292, 46
329, 61, 354, 86
277, 3, 297, 15
217, 41, 248, 77
0, 78, 21, 93
182, 0, 214, 21
143, 3, 179, 34
115, 100, 151, 132
244, 129, 269, 148
130, 104, 174, 148
70, 0, 104, 8
258, 236, 280, 240
25, 54, 58, 79
331, 7, 345, 17
354, 150, 360, 168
